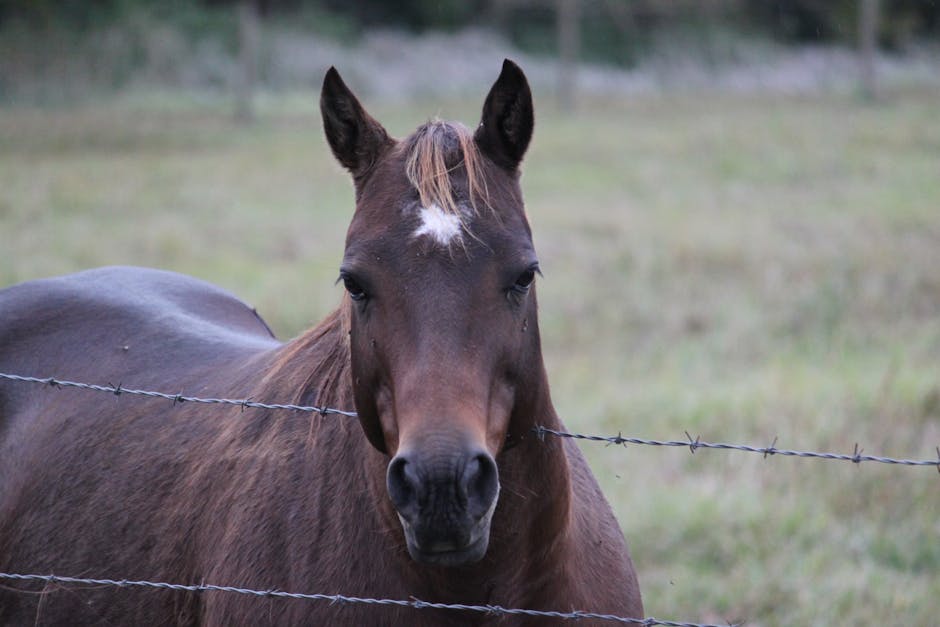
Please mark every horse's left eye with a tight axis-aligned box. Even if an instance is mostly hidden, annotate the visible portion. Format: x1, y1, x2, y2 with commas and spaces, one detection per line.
512, 268, 536, 294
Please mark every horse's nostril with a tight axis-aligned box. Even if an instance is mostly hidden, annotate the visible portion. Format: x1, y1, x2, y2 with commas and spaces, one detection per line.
461, 453, 499, 519
387, 455, 421, 517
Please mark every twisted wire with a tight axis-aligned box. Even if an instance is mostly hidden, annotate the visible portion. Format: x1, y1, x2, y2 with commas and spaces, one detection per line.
533, 427, 940, 470
2, 371, 937, 470
0, 372, 357, 417
0, 573, 736, 627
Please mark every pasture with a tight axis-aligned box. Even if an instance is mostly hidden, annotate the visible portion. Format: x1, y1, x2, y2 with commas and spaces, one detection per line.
1, 86, 938, 625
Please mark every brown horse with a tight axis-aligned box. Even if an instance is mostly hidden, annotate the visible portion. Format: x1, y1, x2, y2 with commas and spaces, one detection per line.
0, 60, 642, 625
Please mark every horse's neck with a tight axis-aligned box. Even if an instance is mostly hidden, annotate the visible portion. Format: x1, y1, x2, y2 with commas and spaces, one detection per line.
257, 306, 353, 412
490, 392, 573, 567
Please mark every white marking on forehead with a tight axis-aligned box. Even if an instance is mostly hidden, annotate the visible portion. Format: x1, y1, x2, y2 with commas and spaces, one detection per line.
413, 203, 463, 246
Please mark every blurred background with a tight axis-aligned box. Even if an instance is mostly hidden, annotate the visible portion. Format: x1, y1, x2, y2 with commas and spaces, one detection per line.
1, 1, 938, 624
2, 1, 940, 104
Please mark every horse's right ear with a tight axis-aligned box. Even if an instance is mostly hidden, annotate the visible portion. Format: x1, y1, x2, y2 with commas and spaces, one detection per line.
320, 67, 393, 179
474, 59, 534, 171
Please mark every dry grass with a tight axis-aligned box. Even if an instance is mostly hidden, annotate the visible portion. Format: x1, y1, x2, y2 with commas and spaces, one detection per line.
1, 86, 938, 625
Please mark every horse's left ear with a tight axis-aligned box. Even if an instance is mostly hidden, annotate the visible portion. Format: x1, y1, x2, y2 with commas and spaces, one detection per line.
475, 59, 534, 171
320, 67, 393, 179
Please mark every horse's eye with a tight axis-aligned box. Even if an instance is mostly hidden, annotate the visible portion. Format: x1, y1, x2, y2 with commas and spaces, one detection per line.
512, 269, 536, 294
342, 275, 367, 301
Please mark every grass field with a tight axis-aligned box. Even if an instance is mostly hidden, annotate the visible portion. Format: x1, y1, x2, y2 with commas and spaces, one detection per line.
1, 85, 938, 625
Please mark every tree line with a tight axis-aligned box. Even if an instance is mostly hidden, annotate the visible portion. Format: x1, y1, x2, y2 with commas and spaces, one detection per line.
2, 1, 937, 66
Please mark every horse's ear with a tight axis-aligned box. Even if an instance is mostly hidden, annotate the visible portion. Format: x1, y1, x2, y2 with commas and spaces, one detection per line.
320, 67, 393, 179
474, 59, 534, 171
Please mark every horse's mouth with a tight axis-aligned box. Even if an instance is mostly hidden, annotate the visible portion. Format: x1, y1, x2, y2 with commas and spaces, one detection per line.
398, 508, 494, 567
407, 532, 490, 567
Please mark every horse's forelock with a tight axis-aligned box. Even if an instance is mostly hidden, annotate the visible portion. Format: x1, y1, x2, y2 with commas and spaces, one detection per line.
403, 120, 489, 219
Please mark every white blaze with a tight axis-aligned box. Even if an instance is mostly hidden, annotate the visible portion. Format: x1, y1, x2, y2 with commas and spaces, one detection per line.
413, 203, 463, 246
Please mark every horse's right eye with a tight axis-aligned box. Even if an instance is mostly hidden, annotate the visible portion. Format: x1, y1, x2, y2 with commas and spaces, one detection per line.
342, 275, 367, 301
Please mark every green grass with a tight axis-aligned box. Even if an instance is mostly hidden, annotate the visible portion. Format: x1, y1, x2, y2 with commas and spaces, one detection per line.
2, 87, 939, 625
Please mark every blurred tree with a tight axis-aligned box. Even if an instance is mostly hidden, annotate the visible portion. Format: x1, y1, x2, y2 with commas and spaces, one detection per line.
859, 0, 880, 100
556, 0, 579, 110
234, 0, 259, 122
310, 0, 488, 31
1, 0, 938, 71
0, 0, 124, 29
744, 0, 939, 47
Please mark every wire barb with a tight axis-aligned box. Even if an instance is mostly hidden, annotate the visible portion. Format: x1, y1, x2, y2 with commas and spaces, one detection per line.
534, 424, 547, 442
852, 443, 863, 465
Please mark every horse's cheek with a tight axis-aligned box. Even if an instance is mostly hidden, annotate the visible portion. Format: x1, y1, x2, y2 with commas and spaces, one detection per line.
373, 384, 399, 454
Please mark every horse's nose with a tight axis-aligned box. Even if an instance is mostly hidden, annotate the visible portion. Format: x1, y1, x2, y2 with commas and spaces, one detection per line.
387, 448, 500, 565
386, 450, 499, 524
458, 453, 499, 519
386, 454, 424, 521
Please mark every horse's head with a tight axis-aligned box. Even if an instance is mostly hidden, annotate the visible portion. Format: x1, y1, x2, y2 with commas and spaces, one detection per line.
321, 60, 541, 567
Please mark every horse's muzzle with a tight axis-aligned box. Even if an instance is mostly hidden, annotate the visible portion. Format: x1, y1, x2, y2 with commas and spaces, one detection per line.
387, 449, 499, 566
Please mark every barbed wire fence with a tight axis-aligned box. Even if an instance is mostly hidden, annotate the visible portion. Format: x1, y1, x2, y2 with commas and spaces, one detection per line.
1, 369, 937, 626
0, 573, 732, 627
3, 372, 938, 469
0, 372, 358, 417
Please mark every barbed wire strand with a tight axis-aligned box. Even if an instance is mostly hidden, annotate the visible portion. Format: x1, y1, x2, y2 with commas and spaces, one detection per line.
2, 371, 937, 471
534, 427, 940, 470
0, 573, 736, 627
0, 372, 357, 417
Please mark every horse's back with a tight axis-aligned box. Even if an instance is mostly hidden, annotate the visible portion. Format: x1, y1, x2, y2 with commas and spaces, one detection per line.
1, 265, 277, 363
1, 265, 277, 393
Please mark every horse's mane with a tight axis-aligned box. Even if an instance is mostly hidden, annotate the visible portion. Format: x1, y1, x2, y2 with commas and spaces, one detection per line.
403, 120, 489, 218
259, 300, 352, 415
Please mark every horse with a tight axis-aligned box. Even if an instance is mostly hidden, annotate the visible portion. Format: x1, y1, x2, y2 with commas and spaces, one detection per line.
0, 60, 642, 625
